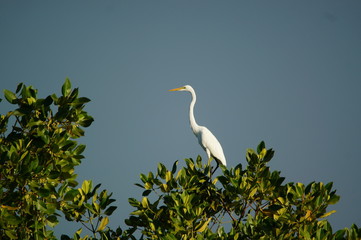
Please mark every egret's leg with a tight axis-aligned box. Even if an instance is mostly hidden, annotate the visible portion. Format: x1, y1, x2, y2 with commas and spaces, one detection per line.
206, 149, 213, 177
208, 157, 213, 178
211, 161, 219, 176
207, 156, 212, 166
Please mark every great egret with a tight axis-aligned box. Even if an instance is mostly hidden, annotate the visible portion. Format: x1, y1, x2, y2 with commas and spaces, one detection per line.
169, 85, 226, 173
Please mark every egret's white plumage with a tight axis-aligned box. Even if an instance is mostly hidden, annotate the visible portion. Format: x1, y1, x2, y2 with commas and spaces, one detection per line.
169, 85, 227, 169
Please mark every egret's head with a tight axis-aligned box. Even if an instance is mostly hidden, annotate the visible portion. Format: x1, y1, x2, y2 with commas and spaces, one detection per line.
168, 85, 193, 92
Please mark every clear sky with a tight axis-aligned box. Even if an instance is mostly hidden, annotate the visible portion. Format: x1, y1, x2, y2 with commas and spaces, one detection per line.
1, 1, 361, 236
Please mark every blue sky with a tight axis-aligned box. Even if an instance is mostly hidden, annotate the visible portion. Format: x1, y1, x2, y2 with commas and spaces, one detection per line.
1, 1, 361, 236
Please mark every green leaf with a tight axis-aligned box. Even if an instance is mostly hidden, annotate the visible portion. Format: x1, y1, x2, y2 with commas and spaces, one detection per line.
38, 188, 50, 197
4, 89, 17, 104
325, 182, 333, 191
249, 188, 257, 198
81, 180, 92, 195
4, 215, 22, 225
258, 148, 267, 159
64, 189, 80, 201
165, 170, 172, 182
74, 144, 86, 155
72, 97, 91, 104
97, 216, 109, 232
49, 171, 60, 179
78, 115, 94, 127
196, 218, 211, 233
128, 198, 140, 207
104, 206, 117, 216
334, 229, 346, 239
319, 210, 336, 219
263, 148, 274, 162
135, 183, 144, 189
69, 88, 79, 100
140, 173, 147, 183
83, 203, 95, 214
5, 230, 18, 239
144, 182, 152, 190
55, 106, 70, 120
20, 85, 30, 98
257, 141, 265, 154
142, 190, 151, 196
217, 176, 228, 185
157, 163, 166, 178
61, 235, 72, 240
196, 155, 202, 167
36, 200, 48, 212
171, 160, 178, 174
246, 150, 258, 165
51, 93, 58, 102
305, 181, 315, 194
295, 182, 305, 197
328, 194, 340, 205
46, 215, 59, 228
62, 78, 72, 96
141, 197, 149, 208
44, 95, 53, 106
91, 183, 102, 196
16, 83, 24, 93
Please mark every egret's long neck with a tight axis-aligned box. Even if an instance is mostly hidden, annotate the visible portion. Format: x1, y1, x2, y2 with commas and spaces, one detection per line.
189, 88, 200, 134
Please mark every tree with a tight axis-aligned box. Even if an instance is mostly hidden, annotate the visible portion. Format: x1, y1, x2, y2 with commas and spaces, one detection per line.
126, 143, 361, 239
0, 80, 360, 239
0, 80, 124, 239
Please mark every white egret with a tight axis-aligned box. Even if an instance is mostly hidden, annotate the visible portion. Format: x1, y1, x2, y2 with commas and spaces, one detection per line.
169, 85, 226, 173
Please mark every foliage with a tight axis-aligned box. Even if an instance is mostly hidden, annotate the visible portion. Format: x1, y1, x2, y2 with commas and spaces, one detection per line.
0, 80, 124, 239
126, 143, 361, 239
1, 80, 360, 239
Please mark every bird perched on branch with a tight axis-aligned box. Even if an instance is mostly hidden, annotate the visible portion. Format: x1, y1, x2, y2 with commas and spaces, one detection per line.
169, 85, 226, 174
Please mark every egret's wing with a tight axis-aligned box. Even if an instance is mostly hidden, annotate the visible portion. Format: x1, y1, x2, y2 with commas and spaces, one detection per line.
200, 127, 226, 166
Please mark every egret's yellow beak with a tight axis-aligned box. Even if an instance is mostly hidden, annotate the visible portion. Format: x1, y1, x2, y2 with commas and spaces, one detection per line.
168, 87, 184, 91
